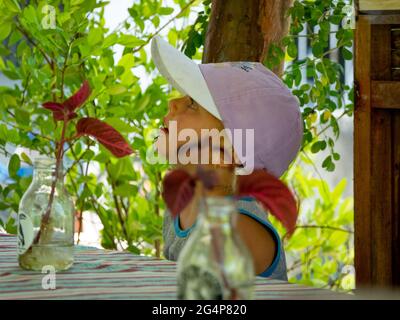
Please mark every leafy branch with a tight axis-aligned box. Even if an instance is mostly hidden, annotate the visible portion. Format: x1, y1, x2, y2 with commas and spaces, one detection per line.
15, 21, 54, 68
131, 0, 197, 54
24, 80, 133, 251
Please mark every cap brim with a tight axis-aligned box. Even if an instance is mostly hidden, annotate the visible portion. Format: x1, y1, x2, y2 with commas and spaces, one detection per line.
151, 35, 221, 120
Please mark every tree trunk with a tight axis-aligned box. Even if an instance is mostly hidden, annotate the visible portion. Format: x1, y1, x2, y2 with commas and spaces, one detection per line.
202, 0, 293, 76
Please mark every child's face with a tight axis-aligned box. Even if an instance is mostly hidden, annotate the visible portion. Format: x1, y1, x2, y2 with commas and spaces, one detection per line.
156, 95, 225, 162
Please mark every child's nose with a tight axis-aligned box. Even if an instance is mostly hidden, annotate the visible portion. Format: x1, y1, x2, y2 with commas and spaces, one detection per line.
163, 99, 177, 126
167, 98, 185, 118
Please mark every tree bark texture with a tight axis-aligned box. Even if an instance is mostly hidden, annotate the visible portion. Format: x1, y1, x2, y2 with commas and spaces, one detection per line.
203, 0, 293, 76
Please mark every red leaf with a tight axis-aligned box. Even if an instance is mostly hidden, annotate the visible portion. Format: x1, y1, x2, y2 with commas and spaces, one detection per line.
237, 170, 298, 235
67, 112, 78, 120
42, 102, 64, 112
42, 80, 91, 121
43, 102, 76, 121
162, 170, 196, 218
52, 110, 78, 121
76, 118, 133, 158
63, 80, 91, 112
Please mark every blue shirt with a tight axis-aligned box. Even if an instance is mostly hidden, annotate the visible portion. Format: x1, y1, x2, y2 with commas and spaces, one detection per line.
162, 197, 288, 280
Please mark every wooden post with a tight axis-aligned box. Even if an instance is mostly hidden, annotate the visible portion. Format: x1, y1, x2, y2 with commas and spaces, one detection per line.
354, 4, 400, 287
354, 14, 372, 287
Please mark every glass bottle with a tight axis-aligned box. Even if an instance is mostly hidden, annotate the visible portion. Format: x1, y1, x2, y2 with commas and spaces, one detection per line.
177, 196, 255, 300
17, 157, 74, 271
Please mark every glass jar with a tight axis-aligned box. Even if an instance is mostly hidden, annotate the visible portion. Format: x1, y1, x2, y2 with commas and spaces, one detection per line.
17, 157, 74, 271
177, 196, 255, 300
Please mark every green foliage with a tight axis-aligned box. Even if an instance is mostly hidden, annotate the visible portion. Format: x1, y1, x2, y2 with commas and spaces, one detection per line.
265, 0, 354, 173
182, 0, 211, 59
249, 0, 355, 291
0, 152, 32, 234
0, 0, 197, 256
8, 154, 21, 179
275, 153, 354, 292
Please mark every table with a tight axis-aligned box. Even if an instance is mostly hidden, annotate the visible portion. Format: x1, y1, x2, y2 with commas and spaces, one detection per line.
0, 233, 348, 300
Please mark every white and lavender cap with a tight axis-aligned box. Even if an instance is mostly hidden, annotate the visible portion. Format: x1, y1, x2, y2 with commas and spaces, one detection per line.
151, 35, 303, 177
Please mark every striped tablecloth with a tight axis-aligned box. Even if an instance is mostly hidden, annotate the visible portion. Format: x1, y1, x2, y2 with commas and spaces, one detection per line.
0, 233, 347, 300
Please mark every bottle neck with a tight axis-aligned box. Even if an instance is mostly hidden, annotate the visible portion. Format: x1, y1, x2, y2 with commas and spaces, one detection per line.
200, 196, 236, 228
32, 159, 64, 185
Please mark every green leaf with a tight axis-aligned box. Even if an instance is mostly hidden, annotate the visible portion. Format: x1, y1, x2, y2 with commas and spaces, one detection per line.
107, 84, 127, 95
6, 129, 20, 144
103, 33, 118, 48
107, 157, 135, 180
328, 231, 348, 247
127, 244, 141, 254
312, 42, 324, 57
4, 0, 20, 13
293, 67, 302, 86
283, 74, 294, 88
152, 15, 160, 28
107, 106, 126, 117
114, 183, 138, 197
300, 84, 311, 91
128, 7, 137, 18
105, 118, 137, 133
94, 152, 109, 163
71, 0, 85, 5
82, 149, 95, 161
21, 152, 32, 166
330, 116, 340, 139
118, 53, 135, 69
15, 109, 30, 126
287, 40, 298, 59
8, 154, 20, 178
322, 155, 335, 172
5, 217, 17, 234
332, 178, 347, 205
88, 28, 103, 46
0, 56, 5, 70
95, 183, 104, 198
120, 69, 137, 86
0, 24, 11, 41
168, 28, 178, 46
159, 7, 174, 15
311, 140, 326, 153
118, 35, 145, 47
136, 94, 151, 113
342, 47, 353, 60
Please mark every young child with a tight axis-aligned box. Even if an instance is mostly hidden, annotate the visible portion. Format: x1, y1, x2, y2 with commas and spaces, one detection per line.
151, 36, 303, 280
